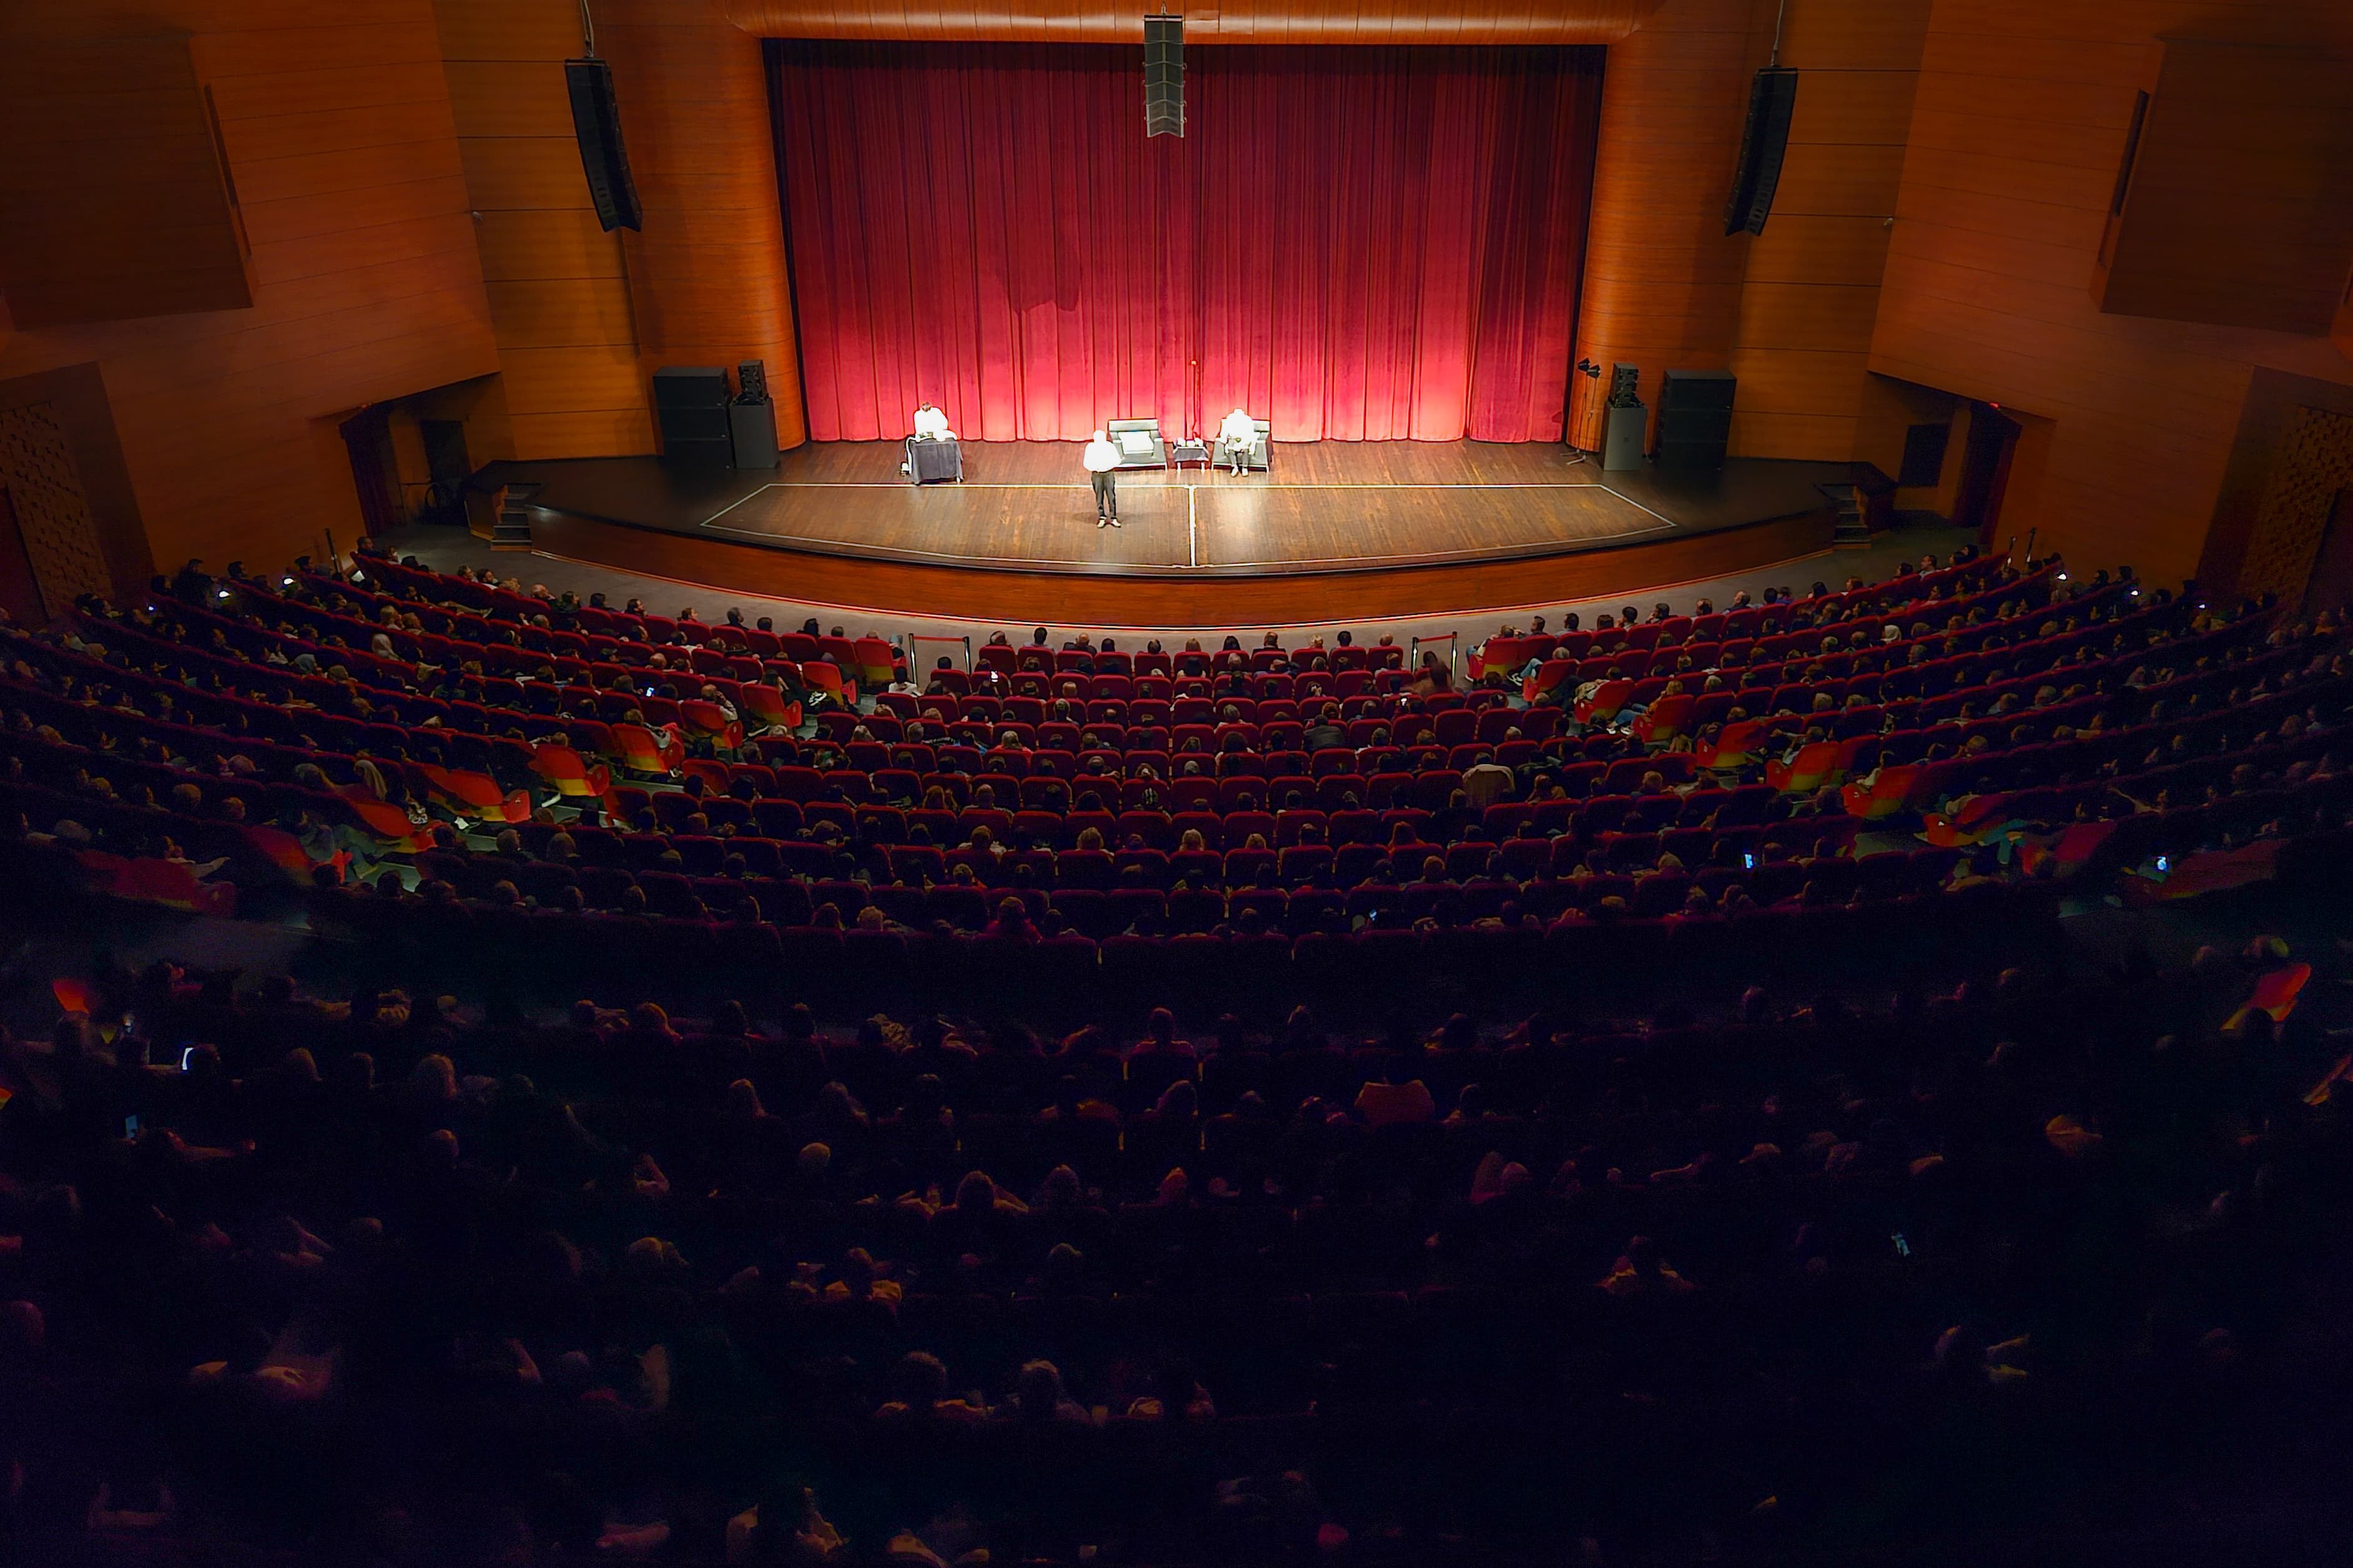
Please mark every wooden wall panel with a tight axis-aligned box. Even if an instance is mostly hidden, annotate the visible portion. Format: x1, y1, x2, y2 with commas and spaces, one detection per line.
0, 34, 255, 328
509, 409, 662, 458
1785, 71, 1920, 142
0, 1, 501, 574
202, 58, 452, 118
453, 137, 598, 212
1567, 0, 1761, 451
1870, 0, 2353, 585
433, 0, 657, 461
1742, 217, 1891, 287
1729, 409, 1859, 458
441, 59, 574, 136
2095, 38, 2353, 335
497, 345, 647, 413
474, 210, 631, 281
483, 277, 641, 350
599, 0, 807, 449
1725, 0, 1931, 464
431, 1, 584, 59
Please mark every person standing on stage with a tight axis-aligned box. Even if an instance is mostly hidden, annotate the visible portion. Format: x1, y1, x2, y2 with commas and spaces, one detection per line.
1218, 406, 1256, 475
1083, 430, 1122, 527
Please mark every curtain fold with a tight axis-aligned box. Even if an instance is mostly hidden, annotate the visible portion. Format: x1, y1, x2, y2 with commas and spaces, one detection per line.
770, 42, 1603, 444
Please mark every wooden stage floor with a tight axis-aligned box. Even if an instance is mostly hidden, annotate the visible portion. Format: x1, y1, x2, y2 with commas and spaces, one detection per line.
498, 441, 1845, 577
495, 441, 1851, 625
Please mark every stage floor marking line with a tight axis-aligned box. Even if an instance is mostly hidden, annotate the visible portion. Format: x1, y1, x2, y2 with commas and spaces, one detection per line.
697, 518, 1191, 569
699, 484, 788, 526
694, 474, 1684, 570
700, 479, 1654, 529
701, 479, 1624, 529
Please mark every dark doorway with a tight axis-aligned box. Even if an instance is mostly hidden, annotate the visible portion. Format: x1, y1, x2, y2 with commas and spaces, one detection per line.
1898, 421, 1951, 488
1953, 403, 2021, 550
2302, 486, 2353, 617
0, 486, 50, 625
418, 419, 471, 524
339, 406, 401, 539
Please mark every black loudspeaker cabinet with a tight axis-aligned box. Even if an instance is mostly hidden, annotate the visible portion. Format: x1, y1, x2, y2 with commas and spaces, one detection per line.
1724, 67, 1799, 237
653, 366, 730, 409
564, 58, 642, 233
664, 438, 733, 470
661, 406, 731, 442
730, 399, 779, 469
1144, 16, 1184, 137
654, 366, 733, 464
1657, 370, 1736, 470
736, 360, 769, 404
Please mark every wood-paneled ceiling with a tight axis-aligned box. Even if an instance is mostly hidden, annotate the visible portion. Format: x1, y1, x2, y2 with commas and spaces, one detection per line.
717, 0, 1663, 44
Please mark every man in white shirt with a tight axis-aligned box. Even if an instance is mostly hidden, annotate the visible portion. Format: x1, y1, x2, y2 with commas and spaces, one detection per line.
1217, 406, 1256, 475
912, 404, 954, 441
1082, 430, 1122, 527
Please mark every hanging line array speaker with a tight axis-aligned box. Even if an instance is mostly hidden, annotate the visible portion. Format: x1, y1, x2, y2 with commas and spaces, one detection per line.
1724, 66, 1799, 237
1144, 16, 1184, 138
566, 57, 642, 232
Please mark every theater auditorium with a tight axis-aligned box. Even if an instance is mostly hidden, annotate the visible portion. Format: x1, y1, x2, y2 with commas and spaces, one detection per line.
4, 0, 2353, 1562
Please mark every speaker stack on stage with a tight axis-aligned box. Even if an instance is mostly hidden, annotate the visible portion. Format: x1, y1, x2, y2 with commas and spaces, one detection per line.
1656, 370, 1737, 471
730, 360, 779, 469
1601, 361, 1646, 473
653, 367, 733, 469
653, 363, 782, 471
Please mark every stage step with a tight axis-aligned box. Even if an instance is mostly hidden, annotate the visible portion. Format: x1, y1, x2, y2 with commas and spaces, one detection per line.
1820, 481, 1872, 551
493, 484, 539, 551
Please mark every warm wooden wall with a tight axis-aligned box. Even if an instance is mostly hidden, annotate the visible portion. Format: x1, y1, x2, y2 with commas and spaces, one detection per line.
1727, 0, 1932, 461
0, 32, 254, 329
433, 0, 655, 460
0, 1, 500, 576
1869, 0, 2353, 586
1566, 0, 1757, 449
2091, 36, 2353, 337
600, 0, 807, 451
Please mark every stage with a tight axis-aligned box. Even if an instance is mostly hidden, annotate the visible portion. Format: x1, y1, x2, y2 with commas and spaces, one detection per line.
493, 441, 1853, 627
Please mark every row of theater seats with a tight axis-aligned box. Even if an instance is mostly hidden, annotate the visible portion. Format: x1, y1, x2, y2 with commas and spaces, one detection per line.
6, 914, 2337, 1563
3, 554, 2344, 996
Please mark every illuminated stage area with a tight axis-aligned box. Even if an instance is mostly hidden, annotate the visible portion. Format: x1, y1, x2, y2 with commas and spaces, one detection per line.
494, 441, 1852, 627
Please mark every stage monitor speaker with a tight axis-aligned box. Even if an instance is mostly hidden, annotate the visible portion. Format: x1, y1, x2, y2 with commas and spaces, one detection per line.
653, 366, 730, 410
1144, 16, 1184, 137
1657, 370, 1736, 470
1602, 402, 1648, 472
564, 58, 641, 233
1724, 67, 1799, 237
730, 399, 779, 470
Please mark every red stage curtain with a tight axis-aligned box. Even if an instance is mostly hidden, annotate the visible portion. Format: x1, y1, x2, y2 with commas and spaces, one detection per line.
769, 42, 1603, 444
